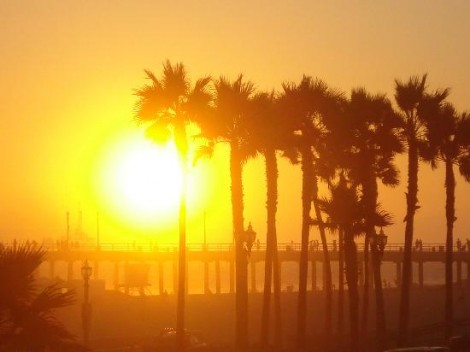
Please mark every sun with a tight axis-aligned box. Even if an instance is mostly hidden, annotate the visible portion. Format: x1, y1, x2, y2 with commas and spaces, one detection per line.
95, 129, 184, 230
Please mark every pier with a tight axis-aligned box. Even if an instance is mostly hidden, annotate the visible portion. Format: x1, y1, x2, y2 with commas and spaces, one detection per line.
24, 242, 470, 295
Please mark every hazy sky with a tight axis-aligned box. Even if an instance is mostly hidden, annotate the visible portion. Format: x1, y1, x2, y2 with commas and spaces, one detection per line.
1, 1, 469, 244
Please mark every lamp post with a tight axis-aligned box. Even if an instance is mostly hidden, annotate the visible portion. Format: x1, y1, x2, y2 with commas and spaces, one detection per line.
371, 227, 388, 258
243, 222, 257, 256
370, 227, 388, 351
234, 222, 256, 350
81, 260, 93, 346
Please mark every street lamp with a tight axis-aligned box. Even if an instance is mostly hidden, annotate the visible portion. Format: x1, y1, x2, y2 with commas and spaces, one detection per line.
243, 222, 257, 255
370, 227, 388, 351
81, 260, 93, 346
371, 227, 388, 257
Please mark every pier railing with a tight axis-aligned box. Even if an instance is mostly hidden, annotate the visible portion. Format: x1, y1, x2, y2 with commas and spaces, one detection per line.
4, 240, 463, 253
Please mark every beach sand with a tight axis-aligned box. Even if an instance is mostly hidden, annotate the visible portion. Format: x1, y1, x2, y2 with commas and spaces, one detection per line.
55, 283, 470, 350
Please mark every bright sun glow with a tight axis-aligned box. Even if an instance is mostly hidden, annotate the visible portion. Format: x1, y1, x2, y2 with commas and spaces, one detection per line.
95, 129, 184, 230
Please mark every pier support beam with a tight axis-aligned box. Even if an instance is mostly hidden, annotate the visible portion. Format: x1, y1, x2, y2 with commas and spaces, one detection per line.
311, 260, 317, 291
215, 260, 221, 294
229, 260, 235, 294
204, 260, 209, 294
124, 262, 129, 295
158, 262, 164, 295
172, 260, 177, 294
457, 259, 462, 287
93, 261, 99, 280
113, 262, 119, 290
396, 261, 402, 287
250, 261, 256, 293
418, 260, 424, 289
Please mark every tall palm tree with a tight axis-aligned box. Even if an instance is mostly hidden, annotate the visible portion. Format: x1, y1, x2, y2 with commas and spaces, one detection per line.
248, 92, 284, 349
134, 61, 212, 351
280, 76, 345, 348
394, 75, 448, 345
317, 176, 364, 352
420, 102, 470, 339
346, 88, 402, 349
196, 75, 256, 350
319, 175, 392, 352
279, 76, 343, 348
0, 244, 87, 352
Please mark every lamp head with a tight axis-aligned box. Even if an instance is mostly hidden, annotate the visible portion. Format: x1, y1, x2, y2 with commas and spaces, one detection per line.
81, 260, 93, 279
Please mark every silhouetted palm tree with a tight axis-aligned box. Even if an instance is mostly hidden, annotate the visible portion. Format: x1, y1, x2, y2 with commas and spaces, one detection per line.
318, 176, 363, 352
248, 92, 284, 349
134, 61, 212, 351
394, 75, 448, 345
319, 174, 392, 352
279, 76, 344, 348
420, 102, 470, 339
196, 75, 256, 350
345, 88, 402, 349
0, 244, 87, 352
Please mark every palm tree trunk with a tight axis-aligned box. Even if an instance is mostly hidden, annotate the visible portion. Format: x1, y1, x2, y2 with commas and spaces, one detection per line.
445, 158, 455, 340
337, 228, 345, 338
312, 173, 333, 340
365, 173, 387, 350
273, 230, 283, 351
361, 236, 370, 335
361, 170, 373, 339
231, 145, 248, 351
261, 240, 273, 346
398, 140, 419, 346
297, 145, 313, 349
261, 149, 279, 347
176, 151, 188, 352
371, 245, 386, 351
344, 227, 359, 352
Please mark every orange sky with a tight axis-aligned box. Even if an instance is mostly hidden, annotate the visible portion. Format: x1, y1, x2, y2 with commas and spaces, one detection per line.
1, 1, 469, 244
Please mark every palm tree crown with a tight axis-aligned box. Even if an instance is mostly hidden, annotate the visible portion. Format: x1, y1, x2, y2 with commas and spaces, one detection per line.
0, 245, 86, 352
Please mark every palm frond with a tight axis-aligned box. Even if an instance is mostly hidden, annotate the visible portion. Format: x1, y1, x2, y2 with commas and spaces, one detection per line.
145, 120, 172, 145
0, 246, 84, 352
394, 74, 427, 113
0, 245, 45, 307
458, 156, 470, 182
185, 76, 213, 119
373, 206, 394, 227
192, 142, 215, 166
30, 283, 75, 313
162, 60, 189, 101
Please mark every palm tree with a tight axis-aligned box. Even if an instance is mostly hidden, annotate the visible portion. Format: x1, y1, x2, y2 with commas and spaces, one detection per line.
419, 102, 470, 339
0, 244, 87, 352
318, 176, 364, 352
196, 75, 256, 350
394, 75, 449, 345
134, 61, 212, 351
319, 174, 392, 352
248, 92, 284, 349
278, 76, 343, 348
345, 88, 402, 349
